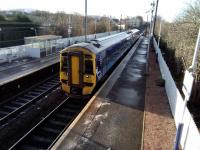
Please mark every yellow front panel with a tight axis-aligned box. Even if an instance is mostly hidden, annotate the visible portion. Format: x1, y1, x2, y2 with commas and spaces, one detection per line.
71, 56, 79, 85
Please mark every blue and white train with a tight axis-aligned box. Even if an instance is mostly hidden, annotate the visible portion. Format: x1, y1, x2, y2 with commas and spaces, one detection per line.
60, 29, 141, 98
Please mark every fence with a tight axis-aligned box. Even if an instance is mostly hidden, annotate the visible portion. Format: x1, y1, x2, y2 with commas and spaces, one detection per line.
190, 81, 200, 105
0, 31, 119, 63
153, 38, 200, 150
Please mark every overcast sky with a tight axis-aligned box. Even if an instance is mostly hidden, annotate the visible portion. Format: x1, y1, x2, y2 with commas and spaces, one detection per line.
0, 0, 194, 22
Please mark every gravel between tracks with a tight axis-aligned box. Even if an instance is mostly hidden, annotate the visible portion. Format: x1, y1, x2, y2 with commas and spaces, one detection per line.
143, 49, 176, 150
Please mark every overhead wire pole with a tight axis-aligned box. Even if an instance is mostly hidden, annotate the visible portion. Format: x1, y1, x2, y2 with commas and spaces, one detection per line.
152, 0, 159, 36
85, 0, 87, 42
109, 16, 111, 34
158, 19, 162, 47
145, 9, 152, 36
68, 14, 72, 45
94, 19, 97, 38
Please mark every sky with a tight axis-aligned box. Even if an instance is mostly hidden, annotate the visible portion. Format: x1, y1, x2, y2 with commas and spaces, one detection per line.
0, 0, 194, 22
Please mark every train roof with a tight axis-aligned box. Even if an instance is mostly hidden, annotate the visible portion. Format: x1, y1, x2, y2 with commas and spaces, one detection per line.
130, 29, 140, 34
63, 30, 139, 54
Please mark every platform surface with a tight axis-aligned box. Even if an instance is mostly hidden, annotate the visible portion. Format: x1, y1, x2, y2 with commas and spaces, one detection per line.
53, 37, 148, 150
143, 45, 176, 149
0, 54, 59, 86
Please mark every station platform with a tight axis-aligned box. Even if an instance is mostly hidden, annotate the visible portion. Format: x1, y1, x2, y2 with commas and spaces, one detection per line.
0, 54, 59, 86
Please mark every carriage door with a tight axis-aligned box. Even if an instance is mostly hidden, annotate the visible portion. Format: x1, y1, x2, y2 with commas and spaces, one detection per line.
69, 52, 83, 87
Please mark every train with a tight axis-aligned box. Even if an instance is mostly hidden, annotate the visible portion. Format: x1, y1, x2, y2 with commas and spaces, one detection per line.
60, 29, 141, 98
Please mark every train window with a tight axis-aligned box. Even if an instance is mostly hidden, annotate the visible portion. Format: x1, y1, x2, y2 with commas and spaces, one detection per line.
62, 52, 68, 56
85, 60, 93, 74
61, 56, 68, 72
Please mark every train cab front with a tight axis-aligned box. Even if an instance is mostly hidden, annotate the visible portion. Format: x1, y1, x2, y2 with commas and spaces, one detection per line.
60, 47, 96, 98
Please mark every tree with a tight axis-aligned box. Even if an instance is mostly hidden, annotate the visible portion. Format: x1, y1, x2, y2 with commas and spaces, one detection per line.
0, 14, 6, 21
13, 13, 31, 22
136, 16, 143, 26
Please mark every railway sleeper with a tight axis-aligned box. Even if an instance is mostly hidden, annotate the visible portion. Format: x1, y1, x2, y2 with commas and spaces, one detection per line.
34, 129, 58, 139
24, 94, 37, 99
42, 121, 64, 131
33, 89, 46, 93
0, 110, 9, 116
10, 101, 23, 107
3, 105, 18, 110
54, 113, 73, 120
0, 107, 13, 113
40, 85, 52, 89
62, 107, 79, 114
37, 86, 48, 91
65, 103, 81, 109
49, 80, 59, 84
22, 95, 35, 100
32, 134, 54, 143
20, 144, 44, 150
46, 82, 57, 86
45, 83, 55, 87
16, 97, 30, 103
48, 119, 66, 127
50, 116, 69, 124
28, 135, 53, 148
40, 126, 60, 134
28, 91, 41, 96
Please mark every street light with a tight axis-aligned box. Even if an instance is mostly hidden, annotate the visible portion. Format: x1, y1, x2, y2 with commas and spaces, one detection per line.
68, 15, 72, 38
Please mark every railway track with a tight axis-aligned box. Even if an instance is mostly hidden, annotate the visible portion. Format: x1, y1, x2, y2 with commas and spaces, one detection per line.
0, 75, 60, 126
10, 97, 87, 150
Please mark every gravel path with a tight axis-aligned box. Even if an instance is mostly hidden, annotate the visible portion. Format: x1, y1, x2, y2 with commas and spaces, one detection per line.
143, 49, 176, 150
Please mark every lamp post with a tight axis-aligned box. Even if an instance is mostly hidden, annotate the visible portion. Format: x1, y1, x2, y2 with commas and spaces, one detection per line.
68, 15, 71, 38
109, 16, 111, 34
85, 0, 87, 42
95, 19, 97, 38
120, 14, 122, 32
150, 1, 155, 36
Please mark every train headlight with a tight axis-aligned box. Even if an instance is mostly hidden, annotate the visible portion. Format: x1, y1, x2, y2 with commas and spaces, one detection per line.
86, 75, 89, 78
